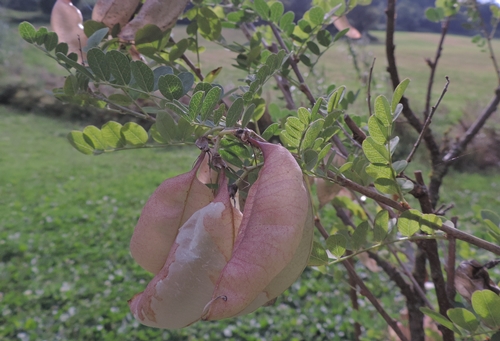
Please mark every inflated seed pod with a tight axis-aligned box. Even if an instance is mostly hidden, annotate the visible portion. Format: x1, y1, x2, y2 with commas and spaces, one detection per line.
118, 0, 190, 43
129, 152, 214, 274
50, 0, 88, 62
203, 140, 311, 320
91, 0, 141, 30
129, 173, 242, 329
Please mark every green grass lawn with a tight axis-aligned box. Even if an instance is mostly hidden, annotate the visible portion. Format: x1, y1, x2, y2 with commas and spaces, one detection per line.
1, 108, 399, 340
1, 108, 500, 340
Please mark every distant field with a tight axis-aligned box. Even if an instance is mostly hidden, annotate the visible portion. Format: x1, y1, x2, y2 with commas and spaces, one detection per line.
5, 19, 500, 128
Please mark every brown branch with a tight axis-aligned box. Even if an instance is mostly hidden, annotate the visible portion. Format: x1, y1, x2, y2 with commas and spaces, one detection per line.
242, 23, 296, 110
343, 261, 410, 341
368, 251, 426, 341
424, 18, 450, 118
344, 114, 367, 144
325, 170, 407, 212
420, 240, 455, 341
170, 37, 205, 81
412, 172, 454, 340
407, 77, 450, 163
347, 255, 362, 341
430, 86, 500, 206
411, 249, 428, 341
438, 222, 500, 255
385, 0, 442, 172
269, 22, 316, 106
442, 87, 500, 163
314, 219, 409, 341
446, 217, 457, 304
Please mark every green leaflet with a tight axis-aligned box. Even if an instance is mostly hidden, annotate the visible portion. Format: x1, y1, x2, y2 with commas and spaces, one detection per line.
226, 98, 244, 127
120, 122, 148, 146
398, 209, 422, 237
83, 125, 106, 150
101, 121, 126, 148
67, 131, 94, 155
130, 61, 154, 92
362, 137, 390, 164
326, 234, 347, 258
87, 48, 110, 82
472, 290, 500, 329
308, 241, 329, 266
159, 74, 184, 100
447, 308, 479, 332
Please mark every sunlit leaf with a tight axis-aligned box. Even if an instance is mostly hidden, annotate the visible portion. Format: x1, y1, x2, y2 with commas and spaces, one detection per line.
362, 137, 390, 164
101, 121, 126, 148
374, 95, 392, 127
398, 209, 422, 237
19, 22, 37, 44
472, 290, 500, 329
121, 122, 148, 146
83, 125, 106, 150
420, 307, 459, 334
308, 241, 329, 266
373, 210, 390, 242
67, 131, 94, 155
447, 308, 479, 332
326, 234, 347, 258
351, 221, 369, 250
391, 78, 410, 112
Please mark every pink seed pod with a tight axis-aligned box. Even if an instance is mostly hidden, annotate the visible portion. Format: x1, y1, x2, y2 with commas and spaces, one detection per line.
91, 0, 141, 30
129, 173, 242, 329
130, 152, 215, 274
118, 0, 190, 43
203, 140, 313, 320
50, 0, 88, 62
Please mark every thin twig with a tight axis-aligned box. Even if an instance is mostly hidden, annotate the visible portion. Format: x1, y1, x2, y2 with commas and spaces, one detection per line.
344, 114, 367, 144
324, 170, 407, 212
343, 261, 410, 341
241, 23, 296, 110
269, 22, 316, 106
473, 0, 500, 84
407, 77, 450, 163
438, 222, 500, 255
170, 37, 204, 81
442, 86, 500, 162
389, 245, 434, 310
424, 18, 449, 119
96, 95, 155, 122
367, 57, 376, 117
446, 217, 457, 304
314, 219, 409, 341
385, 0, 442, 170
420, 239, 455, 341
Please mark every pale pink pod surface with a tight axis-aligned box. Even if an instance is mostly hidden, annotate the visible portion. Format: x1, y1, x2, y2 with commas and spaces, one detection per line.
235, 191, 314, 316
203, 141, 310, 320
129, 174, 242, 329
332, 16, 361, 39
91, 0, 141, 30
130, 152, 214, 274
118, 0, 190, 43
50, 0, 88, 62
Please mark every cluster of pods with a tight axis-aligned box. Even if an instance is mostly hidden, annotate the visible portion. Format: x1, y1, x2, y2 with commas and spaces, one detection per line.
129, 138, 314, 329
